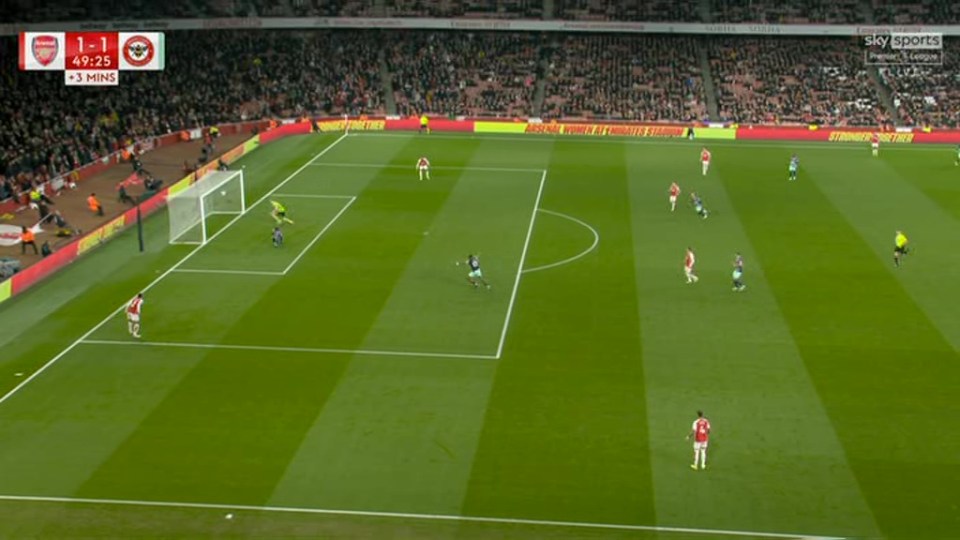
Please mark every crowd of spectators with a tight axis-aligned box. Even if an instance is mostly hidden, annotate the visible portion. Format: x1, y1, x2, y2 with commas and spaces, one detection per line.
709, 0, 863, 23
6, 0, 960, 22
871, 0, 960, 24
0, 0, 262, 21
387, 32, 540, 118
542, 35, 706, 122
708, 37, 890, 126
380, 0, 543, 18
554, 0, 700, 22
878, 41, 960, 128
0, 31, 383, 201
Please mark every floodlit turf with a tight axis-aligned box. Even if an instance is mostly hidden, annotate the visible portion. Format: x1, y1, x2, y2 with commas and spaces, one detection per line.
0, 131, 958, 539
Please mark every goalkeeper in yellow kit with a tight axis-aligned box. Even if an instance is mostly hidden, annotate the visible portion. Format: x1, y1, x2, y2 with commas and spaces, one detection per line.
894, 230, 908, 268
271, 200, 294, 225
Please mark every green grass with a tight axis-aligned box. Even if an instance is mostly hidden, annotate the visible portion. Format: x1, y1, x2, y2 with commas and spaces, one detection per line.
0, 132, 958, 539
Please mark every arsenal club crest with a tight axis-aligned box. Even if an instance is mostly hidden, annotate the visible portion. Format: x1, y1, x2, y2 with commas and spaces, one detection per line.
122, 35, 154, 67
31, 35, 59, 66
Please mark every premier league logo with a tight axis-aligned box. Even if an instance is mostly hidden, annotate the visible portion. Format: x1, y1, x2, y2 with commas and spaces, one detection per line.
122, 35, 154, 67
31, 35, 59, 66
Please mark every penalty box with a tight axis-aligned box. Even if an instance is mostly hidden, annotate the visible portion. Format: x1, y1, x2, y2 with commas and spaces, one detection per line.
93, 166, 545, 359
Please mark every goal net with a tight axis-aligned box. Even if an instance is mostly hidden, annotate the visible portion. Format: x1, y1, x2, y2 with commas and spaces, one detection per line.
168, 169, 246, 244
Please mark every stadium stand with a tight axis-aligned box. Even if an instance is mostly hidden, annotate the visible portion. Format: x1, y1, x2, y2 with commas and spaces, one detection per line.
542, 35, 706, 121
381, 0, 543, 18
554, 0, 701, 21
0, 31, 383, 189
878, 41, 960, 127
387, 32, 540, 117
709, 0, 863, 23
708, 37, 890, 126
872, 0, 960, 24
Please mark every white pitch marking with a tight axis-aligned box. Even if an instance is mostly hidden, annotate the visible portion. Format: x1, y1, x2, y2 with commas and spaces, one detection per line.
0, 133, 350, 411
494, 170, 546, 360
522, 209, 600, 274
282, 197, 356, 275
171, 269, 283, 276
78, 339, 497, 361
308, 162, 545, 173
0, 494, 846, 540
272, 193, 355, 199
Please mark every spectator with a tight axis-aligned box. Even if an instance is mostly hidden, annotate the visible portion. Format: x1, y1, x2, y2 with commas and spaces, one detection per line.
52, 210, 78, 237
87, 193, 103, 216
20, 226, 37, 255
118, 183, 137, 206
40, 241, 52, 258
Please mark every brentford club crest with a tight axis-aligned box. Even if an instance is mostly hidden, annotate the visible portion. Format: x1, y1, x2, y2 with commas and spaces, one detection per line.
31, 35, 59, 66
122, 35, 154, 67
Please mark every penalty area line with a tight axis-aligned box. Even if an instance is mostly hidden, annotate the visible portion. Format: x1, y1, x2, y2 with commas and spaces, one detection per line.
282, 197, 356, 275
308, 162, 546, 173
0, 494, 845, 540
494, 169, 545, 360
78, 339, 497, 361
272, 193, 355, 199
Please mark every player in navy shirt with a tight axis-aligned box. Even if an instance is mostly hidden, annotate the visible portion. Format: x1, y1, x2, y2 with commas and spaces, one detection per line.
691, 192, 709, 219
465, 254, 491, 289
732, 252, 745, 292
272, 226, 284, 247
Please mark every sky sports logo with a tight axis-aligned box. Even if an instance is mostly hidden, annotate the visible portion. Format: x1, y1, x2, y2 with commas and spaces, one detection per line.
864, 33, 943, 66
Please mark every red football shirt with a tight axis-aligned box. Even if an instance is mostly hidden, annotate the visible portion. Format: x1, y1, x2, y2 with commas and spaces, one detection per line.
692, 418, 710, 442
127, 297, 143, 315
700, 150, 711, 162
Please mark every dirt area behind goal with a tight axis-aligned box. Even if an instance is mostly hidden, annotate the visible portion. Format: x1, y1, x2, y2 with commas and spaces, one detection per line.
1, 133, 251, 269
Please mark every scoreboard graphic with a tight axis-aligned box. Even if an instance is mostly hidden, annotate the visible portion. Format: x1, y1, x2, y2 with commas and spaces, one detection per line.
18, 32, 165, 86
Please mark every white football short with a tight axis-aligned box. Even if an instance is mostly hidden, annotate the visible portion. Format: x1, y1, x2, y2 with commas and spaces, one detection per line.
127, 313, 140, 323
694, 441, 708, 452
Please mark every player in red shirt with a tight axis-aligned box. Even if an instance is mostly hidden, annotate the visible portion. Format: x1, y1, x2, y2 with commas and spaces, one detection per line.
687, 410, 711, 470
684, 247, 699, 284
126, 293, 144, 339
871, 132, 880, 157
417, 157, 431, 181
669, 182, 681, 212
700, 147, 711, 176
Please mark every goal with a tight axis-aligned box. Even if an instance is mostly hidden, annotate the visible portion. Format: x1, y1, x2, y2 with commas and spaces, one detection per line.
167, 169, 246, 244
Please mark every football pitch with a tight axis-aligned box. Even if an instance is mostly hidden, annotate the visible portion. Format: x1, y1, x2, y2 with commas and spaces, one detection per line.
0, 131, 958, 539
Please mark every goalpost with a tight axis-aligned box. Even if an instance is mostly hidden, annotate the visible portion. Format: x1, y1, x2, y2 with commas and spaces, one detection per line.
168, 169, 246, 244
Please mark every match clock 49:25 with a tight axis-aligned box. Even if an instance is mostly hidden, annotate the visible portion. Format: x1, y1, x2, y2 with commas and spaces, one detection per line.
65, 32, 119, 69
